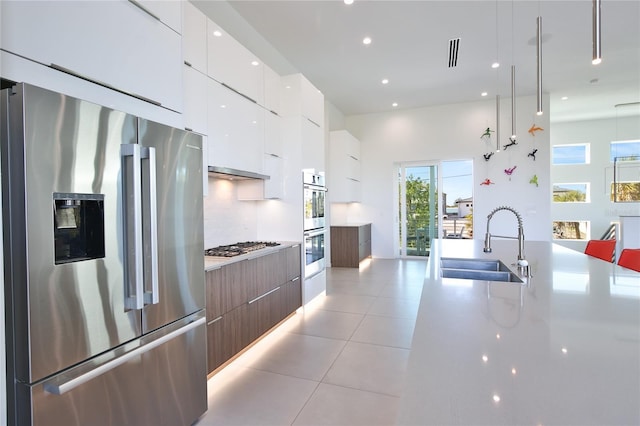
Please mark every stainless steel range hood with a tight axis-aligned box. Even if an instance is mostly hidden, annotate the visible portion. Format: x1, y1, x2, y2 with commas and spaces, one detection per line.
207, 165, 270, 181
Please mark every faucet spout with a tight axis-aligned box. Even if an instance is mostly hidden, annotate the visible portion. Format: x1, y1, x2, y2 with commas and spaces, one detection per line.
483, 206, 525, 262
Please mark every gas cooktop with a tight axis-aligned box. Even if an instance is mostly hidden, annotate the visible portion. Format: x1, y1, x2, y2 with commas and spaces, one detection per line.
204, 241, 280, 257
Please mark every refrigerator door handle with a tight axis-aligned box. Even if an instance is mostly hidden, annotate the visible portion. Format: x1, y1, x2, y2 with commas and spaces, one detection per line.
141, 146, 159, 305
43, 315, 206, 395
121, 144, 144, 310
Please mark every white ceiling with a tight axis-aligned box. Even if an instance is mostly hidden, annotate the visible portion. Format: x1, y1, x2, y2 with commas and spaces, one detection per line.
194, 0, 640, 123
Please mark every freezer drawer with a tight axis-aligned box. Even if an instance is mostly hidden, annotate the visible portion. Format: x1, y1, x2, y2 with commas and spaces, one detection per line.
20, 312, 207, 426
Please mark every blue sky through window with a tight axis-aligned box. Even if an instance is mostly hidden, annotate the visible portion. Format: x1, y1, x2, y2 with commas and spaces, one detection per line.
552, 144, 588, 165
610, 140, 640, 162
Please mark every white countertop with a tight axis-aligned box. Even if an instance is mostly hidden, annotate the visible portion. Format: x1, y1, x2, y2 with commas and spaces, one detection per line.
204, 241, 301, 271
399, 239, 640, 425
330, 222, 371, 227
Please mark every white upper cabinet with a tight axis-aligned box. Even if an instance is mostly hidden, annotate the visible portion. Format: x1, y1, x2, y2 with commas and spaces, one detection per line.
132, 0, 182, 33
206, 18, 264, 105
280, 74, 324, 127
301, 117, 324, 173
1, 0, 182, 112
207, 80, 264, 174
263, 64, 281, 115
329, 130, 362, 203
183, 65, 208, 134
182, 1, 208, 72
264, 111, 283, 158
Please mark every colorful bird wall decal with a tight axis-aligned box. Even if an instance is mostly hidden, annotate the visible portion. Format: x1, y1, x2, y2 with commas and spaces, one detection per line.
480, 178, 495, 186
504, 165, 517, 176
528, 124, 544, 136
529, 174, 539, 187
503, 137, 517, 150
483, 152, 494, 161
481, 127, 494, 140
528, 149, 538, 161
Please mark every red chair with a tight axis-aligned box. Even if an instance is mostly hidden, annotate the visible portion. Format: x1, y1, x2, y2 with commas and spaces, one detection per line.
584, 239, 616, 262
618, 248, 640, 272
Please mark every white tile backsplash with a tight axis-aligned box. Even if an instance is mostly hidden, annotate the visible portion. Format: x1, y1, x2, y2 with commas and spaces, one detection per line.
203, 177, 258, 249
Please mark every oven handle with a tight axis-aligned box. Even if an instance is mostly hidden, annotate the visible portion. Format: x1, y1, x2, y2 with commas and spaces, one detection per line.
304, 228, 326, 238
303, 184, 327, 192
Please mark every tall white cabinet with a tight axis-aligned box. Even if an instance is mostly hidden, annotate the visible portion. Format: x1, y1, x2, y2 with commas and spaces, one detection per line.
281, 74, 325, 173
329, 130, 362, 203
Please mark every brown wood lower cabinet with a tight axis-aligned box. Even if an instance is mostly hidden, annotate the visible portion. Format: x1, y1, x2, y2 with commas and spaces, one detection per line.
205, 244, 302, 374
330, 224, 372, 267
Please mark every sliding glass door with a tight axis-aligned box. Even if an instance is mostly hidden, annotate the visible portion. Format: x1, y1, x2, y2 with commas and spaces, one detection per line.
397, 163, 440, 257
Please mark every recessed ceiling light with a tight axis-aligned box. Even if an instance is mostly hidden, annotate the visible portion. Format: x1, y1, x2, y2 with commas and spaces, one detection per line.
344, 0, 354, 4
561, 96, 568, 100
382, 78, 389, 85
251, 60, 259, 66
220, 104, 227, 108
392, 102, 398, 107
491, 62, 500, 69
213, 30, 222, 37
481, 92, 488, 97
363, 37, 372, 45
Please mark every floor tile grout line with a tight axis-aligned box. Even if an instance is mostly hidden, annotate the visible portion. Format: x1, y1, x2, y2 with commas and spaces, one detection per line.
289, 379, 323, 426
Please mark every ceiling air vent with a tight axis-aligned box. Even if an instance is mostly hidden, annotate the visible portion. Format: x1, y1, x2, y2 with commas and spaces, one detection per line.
448, 38, 460, 67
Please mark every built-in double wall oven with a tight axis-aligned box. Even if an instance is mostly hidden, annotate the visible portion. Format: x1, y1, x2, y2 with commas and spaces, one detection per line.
303, 171, 326, 278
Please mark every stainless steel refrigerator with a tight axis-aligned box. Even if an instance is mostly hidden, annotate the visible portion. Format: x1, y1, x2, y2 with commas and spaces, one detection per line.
1, 83, 207, 425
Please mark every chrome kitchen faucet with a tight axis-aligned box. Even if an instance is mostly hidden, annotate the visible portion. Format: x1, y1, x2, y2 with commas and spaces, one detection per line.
483, 206, 527, 270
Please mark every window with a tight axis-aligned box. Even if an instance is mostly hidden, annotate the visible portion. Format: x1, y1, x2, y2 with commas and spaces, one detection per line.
552, 144, 590, 165
610, 140, 640, 162
553, 183, 589, 203
553, 221, 588, 240
611, 155, 640, 202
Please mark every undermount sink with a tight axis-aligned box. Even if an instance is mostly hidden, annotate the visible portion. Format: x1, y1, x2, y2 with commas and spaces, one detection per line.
440, 258, 524, 283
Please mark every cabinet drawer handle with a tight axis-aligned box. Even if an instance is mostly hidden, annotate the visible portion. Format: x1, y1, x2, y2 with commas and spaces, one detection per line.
306, 117, 320, 127
184, 61, 193, 67
207, 315, 223, 326
248, 286, 280, 304
291, 277, 300, 282
220, 82, 257, 104
128, 0, 161, 21
50, 63, 162, 107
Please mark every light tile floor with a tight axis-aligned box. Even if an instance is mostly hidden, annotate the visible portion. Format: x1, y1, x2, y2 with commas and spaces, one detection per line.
196, 258, 427, 426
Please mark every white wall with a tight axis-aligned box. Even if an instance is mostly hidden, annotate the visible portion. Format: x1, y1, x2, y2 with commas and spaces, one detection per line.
345, 94, 551, 259
551, 115, 640, 252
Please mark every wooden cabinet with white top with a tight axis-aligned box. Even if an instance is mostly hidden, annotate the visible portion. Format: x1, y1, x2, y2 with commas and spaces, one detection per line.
206, 18, 264, 105
330, 224, 371, 267
329, 130, 362, 203
1, 0, 182, 112
205, 244, 301, 373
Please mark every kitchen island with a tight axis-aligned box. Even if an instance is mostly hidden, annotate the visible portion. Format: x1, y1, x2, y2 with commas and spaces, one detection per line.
399, 239, 639, 425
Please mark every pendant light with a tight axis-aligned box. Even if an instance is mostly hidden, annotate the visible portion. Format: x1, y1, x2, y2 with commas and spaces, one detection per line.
511, 65, 516, 140
509, 1, 516, 141
592, 0, 602, 65
496, 95, 501, 152
536, 16, 543, 115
